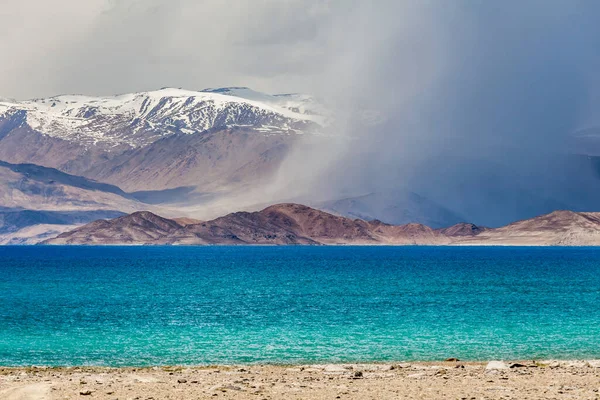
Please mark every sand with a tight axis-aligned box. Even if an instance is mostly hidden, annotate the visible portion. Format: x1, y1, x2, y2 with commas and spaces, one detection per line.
1, 360, 600, 400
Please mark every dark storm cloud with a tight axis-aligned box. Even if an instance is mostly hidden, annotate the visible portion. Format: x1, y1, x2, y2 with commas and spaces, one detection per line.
264, 1, 600, 225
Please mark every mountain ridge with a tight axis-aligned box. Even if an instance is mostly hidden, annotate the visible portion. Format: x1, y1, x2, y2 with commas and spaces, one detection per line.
0, 87, 325, 149
3, 87, 600, 231
42, 203, 600, 246
0, 87, 318, 192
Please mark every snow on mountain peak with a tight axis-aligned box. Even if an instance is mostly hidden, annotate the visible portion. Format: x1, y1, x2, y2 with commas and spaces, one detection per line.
0, 88, 326, 150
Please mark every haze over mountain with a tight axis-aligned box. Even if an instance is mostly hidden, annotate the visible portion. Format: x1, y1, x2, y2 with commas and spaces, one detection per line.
0, 159, 145, 243
0, 88, 324, 191
3, 1, 600, 243
2, 86, 600, 241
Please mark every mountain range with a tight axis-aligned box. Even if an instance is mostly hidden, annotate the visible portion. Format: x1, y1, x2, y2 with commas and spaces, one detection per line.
43, 204, 600, 246
2, 86, 600, 244
0, 87, 327, 241
0, 87, 325, 192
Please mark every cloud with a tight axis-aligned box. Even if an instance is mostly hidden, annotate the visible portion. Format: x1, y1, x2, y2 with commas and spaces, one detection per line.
0, 0, 337, 99
258, 0, 600, 225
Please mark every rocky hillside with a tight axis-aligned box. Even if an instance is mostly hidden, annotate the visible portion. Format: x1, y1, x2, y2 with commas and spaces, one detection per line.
458, 210, 600, 245
0, 88, 324, 192
0, 87, 324, 148
43, 203, 473, 245
0, 160, 147, 213
44, 205, 600, 246
0, 160, 156, 243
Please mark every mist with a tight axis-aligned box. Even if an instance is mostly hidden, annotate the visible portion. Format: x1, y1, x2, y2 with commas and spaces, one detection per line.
264, 0, 600, 226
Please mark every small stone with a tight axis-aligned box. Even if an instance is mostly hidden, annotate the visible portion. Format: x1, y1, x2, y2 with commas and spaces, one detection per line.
445, 358, 460, 362
353, 371, 363, 378
177, 378, 187, 383
485, 361, 509, 370
80, 390, 93, 396
509, 363, 528, 368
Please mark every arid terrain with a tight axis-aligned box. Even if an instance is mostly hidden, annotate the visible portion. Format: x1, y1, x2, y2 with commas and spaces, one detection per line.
1, 360, 600, 400
43, 203, 600, 246
4, 87, 600, 243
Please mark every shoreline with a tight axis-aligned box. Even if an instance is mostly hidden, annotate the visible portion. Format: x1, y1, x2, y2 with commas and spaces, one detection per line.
2, 360, 600, 399
3, 359, 600, 369
2, 358, 600, 368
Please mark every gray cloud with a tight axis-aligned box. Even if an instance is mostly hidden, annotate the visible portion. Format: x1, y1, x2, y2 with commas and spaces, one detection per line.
0, 0, 337, 99
260, 0, 600, 225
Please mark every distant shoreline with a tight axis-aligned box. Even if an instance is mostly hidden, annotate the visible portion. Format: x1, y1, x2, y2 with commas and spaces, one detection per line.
16, 242, 600, 247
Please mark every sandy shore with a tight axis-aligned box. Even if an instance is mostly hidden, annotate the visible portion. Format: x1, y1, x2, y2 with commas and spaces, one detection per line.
1, 360, 600, 400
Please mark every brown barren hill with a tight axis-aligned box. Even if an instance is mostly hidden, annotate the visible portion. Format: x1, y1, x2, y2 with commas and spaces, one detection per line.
44, 204, 447, 245
457, 210, 600, 246
437, 223, 487, 237
176, 204, 377, 245
46, 211, 184, 245
42, 205, 600, 246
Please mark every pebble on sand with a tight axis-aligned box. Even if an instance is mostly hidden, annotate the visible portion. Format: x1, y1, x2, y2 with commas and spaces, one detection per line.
485, 361, 509, 370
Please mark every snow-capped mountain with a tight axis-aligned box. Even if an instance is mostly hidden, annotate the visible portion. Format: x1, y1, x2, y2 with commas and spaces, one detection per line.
201, 87, 326, 117
0, 87, 326, 149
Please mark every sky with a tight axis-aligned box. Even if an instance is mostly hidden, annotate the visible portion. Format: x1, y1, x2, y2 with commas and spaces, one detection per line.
1, 0, 338, 99
2, 1, 595, 105
2, 0, 600, 225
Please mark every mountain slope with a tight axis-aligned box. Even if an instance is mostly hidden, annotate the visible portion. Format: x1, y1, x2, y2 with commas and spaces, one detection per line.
0, 209, 124, 234
0, 223, 79, 245
44, 205, 600, 246
458, 210, 600, 245
0, 160, 129, 197
0, 88, 321, 192
0, 160, 159, 243
43, 203, 457, 245
0, 160, 144, 212
320, 191, 466, 228
0, 88, 323, 149
72, 127, 296, 192
42, 211, 183, 245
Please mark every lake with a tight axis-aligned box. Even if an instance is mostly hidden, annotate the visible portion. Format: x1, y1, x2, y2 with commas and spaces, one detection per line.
1, 246, 599, 366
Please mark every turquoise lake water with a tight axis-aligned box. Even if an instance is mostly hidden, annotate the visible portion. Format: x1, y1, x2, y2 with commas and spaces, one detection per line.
1, 246, 600, 366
